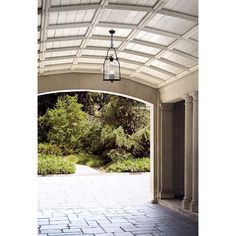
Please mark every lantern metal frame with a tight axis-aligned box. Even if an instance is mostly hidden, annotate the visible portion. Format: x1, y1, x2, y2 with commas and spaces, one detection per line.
103, 29, 121, 82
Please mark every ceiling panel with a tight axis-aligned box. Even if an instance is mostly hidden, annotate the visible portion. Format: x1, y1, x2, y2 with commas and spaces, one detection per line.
47, 28, 88, 38
147, 14, 197, 35
150, 60, 184, 74
93, 27, 132, 37
100, 9, 146, 25
51, 0, 101, 6
174, 39, 198, 57
164, 0, 198, 16
87, 39, 121, 48
118, 52, 149, 63
141, 67, 170, 80
135, 31, 175, 46
163, 51, 197, 68
125, 42, 161, 55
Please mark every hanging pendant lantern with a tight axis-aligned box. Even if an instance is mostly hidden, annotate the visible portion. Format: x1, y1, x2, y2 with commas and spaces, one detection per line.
103, 29, 121, 82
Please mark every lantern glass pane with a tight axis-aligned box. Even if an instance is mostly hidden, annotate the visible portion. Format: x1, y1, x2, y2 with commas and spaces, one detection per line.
104, 59, 120, 81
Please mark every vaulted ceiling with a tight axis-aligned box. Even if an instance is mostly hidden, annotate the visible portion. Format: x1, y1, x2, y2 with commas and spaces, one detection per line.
38, 0, 198, 88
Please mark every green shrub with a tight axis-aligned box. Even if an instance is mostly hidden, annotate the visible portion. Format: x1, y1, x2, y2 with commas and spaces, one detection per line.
86, 158, 104, 168
38, 143, 62, 156
38, 95, 90, 152
65, 155, 79, 164
107, 149, 133, 163
76, 152, 90, 165
75, 152, 105, 167
106, 157, 150, 172
38, 155, 75, 175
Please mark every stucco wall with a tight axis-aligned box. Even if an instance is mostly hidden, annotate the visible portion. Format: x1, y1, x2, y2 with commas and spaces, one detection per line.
159, 71, 198, 103
38, 73, 157, 105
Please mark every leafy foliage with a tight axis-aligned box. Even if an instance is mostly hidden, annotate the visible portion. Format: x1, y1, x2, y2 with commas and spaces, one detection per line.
38, 155, 75, 175
38, 95, 90, 154
38, 143, 63, 156
102, 96, 150, 135
106, 158, 150, 172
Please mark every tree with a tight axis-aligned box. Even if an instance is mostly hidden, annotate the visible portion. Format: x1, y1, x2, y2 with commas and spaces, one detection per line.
101, 95, 150, 135
38, 95, 90, 154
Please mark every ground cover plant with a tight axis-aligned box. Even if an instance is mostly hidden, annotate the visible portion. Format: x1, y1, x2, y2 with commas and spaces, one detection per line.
38, 92, 150, 174
38, 155, 75, 175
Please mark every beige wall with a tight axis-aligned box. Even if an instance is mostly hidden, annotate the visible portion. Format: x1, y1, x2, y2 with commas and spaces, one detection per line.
159, 71, 198, 103
38, 73, 157, 105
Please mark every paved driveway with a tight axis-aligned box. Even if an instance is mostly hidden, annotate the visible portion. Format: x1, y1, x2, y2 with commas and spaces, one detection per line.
38, 169, 198, 236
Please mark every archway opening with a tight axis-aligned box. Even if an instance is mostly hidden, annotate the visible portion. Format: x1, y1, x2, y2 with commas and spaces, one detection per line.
38, 90, 154, 208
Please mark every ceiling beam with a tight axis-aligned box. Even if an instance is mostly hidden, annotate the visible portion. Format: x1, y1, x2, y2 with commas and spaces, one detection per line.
42, 35, 126, 44
132, 39, 166, 50
80, 55, 143, 66
169, 49, 198, 61
157, 58, 189, 70
44, 56, 74, 61
48, 22, 91, 30
122, 49, 153, 59
159, 9, 198, 22
98, 22, 138, 30
46, 35, 85, 42
106, 4, 154, 12
148, 65, 176, 77
142, 27, 181, 39
46, 46, 80, 52
50, 4, 100, 12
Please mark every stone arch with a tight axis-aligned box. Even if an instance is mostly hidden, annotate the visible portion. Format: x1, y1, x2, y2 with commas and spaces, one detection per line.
38, 72, 160, 202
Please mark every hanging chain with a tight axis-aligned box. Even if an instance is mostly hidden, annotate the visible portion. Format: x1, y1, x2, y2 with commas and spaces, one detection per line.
110, 32, 114, 48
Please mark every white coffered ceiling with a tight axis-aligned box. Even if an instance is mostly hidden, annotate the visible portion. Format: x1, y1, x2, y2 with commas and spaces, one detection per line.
38, 0, 198, 88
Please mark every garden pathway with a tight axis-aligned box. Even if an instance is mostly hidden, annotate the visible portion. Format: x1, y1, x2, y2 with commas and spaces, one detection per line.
38, 171, 198, 235
75, 165, 101, 175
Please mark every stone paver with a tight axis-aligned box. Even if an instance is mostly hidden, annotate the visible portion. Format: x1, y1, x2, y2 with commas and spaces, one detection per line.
38, 172, 198, 235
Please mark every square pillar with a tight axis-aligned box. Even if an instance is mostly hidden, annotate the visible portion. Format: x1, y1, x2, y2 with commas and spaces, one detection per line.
150, 92, 160, 203
159, 103, 174, 199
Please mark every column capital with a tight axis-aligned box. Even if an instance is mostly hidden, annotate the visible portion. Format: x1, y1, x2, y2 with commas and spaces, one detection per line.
183, 94, 193, 103
160, 103, 174, 111
190, 91, 198, 101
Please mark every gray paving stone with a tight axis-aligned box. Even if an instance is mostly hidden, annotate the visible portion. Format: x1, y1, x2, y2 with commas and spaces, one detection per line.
95, 234, 114, 236
114, 233, 134, 236
40, 229, 62, 233
82, 227, 105, 234
100, 226, 124, 233
40, 224, 69, 230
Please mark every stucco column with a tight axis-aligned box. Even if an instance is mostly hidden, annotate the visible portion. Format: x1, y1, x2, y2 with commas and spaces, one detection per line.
159, 103, 174, 199
150, 91, 160, 203
182, 95, 193, 210
190, 92, 198, 213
